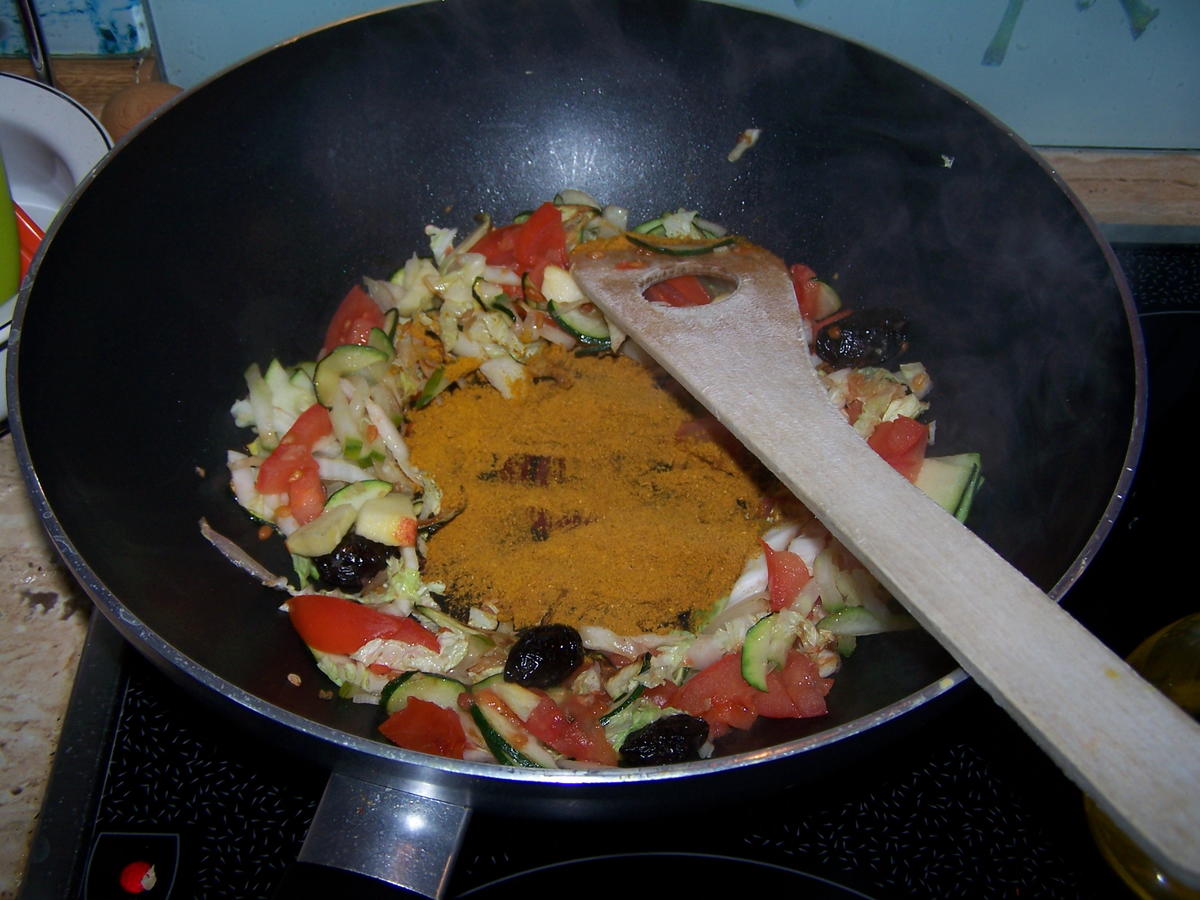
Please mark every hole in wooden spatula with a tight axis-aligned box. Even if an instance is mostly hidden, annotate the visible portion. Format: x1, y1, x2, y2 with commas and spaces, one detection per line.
642, 273, 737, 307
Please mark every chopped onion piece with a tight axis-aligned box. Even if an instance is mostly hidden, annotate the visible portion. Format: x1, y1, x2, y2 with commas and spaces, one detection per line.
317, 457, 376, 483
478, 356, 527, 398
555, 188, 600, 207
365, 399, 423, 485
578, 626, 674, 660
483, 265, 522, 286
199, 519, 290, 590
727, 127, 761, 162
243, 363, 278, 450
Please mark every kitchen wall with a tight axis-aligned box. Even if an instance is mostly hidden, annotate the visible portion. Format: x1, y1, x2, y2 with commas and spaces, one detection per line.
0, 0, 150, 55
3, 0, 1197, 149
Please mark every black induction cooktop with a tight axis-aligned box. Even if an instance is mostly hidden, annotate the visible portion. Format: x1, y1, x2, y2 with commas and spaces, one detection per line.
18, 234, 1199, 900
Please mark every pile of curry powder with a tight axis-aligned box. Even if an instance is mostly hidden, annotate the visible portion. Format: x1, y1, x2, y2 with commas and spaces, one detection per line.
407, 348, 779, 635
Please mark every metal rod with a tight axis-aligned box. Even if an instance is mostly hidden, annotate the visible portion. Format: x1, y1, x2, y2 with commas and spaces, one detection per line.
15, 0, 55, 88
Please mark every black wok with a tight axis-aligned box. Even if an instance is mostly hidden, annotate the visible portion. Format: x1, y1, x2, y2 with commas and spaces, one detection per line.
8, 0, 1142, 894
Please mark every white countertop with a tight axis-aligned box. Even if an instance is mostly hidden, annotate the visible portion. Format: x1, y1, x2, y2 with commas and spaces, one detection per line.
0, 435, 89, 899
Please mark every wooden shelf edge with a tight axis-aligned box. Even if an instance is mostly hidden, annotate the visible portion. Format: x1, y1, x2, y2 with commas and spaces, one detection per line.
0, 56, 159, 120
1036, 149, 1200, 227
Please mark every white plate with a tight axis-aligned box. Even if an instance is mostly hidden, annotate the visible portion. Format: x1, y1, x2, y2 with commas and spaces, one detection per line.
1, 72, 112, 424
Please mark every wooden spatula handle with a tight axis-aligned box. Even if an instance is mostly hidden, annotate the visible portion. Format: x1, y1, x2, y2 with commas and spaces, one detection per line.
571, 243, 1200, 888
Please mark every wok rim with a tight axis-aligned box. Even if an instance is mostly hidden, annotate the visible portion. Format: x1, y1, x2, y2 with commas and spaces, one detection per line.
5, 0, 1148, 790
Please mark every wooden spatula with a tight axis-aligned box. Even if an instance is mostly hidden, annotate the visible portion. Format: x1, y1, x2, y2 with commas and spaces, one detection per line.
570, 240, 1200, 889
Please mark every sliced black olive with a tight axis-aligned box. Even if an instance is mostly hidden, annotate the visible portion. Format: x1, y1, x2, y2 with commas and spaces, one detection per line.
504, 624, 584, 688
311, 533, 392, 593
814, 308, 910, 369
619, 714, 709, 766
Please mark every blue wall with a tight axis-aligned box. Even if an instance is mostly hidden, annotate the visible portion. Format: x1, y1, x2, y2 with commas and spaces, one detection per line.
0, 0, 150, 55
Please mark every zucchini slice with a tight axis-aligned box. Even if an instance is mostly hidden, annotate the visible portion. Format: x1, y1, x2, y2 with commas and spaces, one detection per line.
548, 301, 611, 347
355, 493, 417, 547
625, 232, 736, 256
414, 366, 447, 409
742, 611, 803, 690
284, 502, 357, 557
380, 672, 467, 715
313, 344, 389, 407
468, 687, 558, 768
914, 453, 983, 522
325, 479, 392, 511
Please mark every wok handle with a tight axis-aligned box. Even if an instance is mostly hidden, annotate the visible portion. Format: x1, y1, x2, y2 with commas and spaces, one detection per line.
298, 772, 471, 899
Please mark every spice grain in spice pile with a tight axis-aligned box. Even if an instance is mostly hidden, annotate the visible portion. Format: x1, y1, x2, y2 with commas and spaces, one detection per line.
409, 347, 782, 635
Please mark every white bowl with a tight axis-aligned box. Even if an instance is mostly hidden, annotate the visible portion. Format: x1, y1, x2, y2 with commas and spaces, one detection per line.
1, 72, 112, 424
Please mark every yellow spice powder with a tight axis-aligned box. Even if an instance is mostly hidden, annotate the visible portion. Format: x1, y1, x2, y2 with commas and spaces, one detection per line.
407, 348, 778, 634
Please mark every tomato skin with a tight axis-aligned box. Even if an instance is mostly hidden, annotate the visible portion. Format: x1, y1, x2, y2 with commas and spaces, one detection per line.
560, 693, 619, 766
521, 692, 618, 765
386, 616, 443, 653
473, 204, 566, 292
379, 698, 468, 759
672, 650, 831, 736
284, 456, 326, 524
644, 275, 711, 308
789, 263, 822, 319
524, 694, 569, 743
670, 653, 759, 738
471, 222, 521, 268
282, 403, 333, 447
756, 652, 831, 719
321, 284, 386, 357
761, 539, 813, 612
288, 594, 440, 655
255, 403, 333, 524
868, 415, 929, 482
256, 443, 315, 494
514, 202, 568, 279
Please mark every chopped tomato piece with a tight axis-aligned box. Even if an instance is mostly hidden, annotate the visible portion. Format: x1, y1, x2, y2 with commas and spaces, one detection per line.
670, 653, 759, 739
561, 693, 620, 766
284, 456, 325, 524
790, 263, 822, 320
470, 222, 521, 268
255, 403, 333, 524
643, 683, 678, 708
256, 443, 315, 494
514, 202, 568, 284
288, 594, 440, 655
321, 284, 386, 357
280, 403, 333, 447
471, 204, 567, 294
753, 674, 800, 718
644, 275, 711, 307
756, 652, 831, 719
524, 694, 570, 744
761, 539, 813, 612
522, 692, 617, 765
379, 698, 468, 759
256, 445, 323, 524
383, 616, 442, 653
868, 415, 929, 482
814, 308, 852, 331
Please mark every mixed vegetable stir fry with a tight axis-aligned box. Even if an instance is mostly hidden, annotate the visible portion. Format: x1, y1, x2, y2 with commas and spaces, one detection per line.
218, 191, 983, 768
